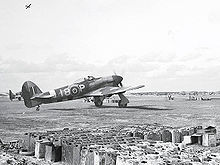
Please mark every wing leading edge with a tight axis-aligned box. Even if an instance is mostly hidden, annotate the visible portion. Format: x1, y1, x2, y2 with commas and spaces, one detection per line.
84, 85, 145, 97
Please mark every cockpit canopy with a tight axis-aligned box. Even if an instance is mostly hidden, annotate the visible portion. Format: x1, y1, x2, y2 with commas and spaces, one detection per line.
74, 76, 95, 83
86, 76, 95, 81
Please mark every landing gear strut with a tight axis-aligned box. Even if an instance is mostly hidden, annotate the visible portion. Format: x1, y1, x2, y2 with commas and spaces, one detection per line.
95, 100, 103, 107
118, 93, 129, 108
36, 105, 40, 111
118, 100, 127, 108
94, 96, 104, 107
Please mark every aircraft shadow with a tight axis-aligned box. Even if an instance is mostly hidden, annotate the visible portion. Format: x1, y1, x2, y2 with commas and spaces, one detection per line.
99, 105, 172, 111
47, 108, 79, 111
46, 105, 172, 111
46, 106, 102, 111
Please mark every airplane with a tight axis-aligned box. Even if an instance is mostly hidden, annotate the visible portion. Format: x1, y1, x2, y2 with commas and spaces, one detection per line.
25, 4, 31, 9
9, 90, 22, 101
21, 75, 145, 111
0, 92, 8, 97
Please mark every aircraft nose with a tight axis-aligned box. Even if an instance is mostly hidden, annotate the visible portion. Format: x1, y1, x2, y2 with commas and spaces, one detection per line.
112, 75, 123, 85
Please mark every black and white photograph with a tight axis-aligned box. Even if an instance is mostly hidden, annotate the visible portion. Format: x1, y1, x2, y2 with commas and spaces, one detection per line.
1, 0, 220, 164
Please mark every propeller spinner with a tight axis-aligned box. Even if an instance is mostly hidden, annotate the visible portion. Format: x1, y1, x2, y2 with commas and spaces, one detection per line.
112, 75, 123, 87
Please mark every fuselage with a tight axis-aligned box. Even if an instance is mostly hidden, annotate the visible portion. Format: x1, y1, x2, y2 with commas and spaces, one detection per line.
37, 75, 122, 104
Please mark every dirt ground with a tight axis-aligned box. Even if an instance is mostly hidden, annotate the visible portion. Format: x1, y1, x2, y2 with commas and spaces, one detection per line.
0, 150, 65, 165
1, 95, 220, 143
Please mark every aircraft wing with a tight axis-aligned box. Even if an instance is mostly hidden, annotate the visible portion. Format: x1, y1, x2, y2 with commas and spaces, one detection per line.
84, 85, 145, 97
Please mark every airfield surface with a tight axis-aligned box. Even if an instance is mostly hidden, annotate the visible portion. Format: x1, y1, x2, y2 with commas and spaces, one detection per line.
1, 95, 220, 142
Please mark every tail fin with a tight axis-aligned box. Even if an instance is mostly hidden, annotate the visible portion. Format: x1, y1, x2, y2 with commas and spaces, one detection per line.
22, 81, 43, 108
9, 90, 15, 101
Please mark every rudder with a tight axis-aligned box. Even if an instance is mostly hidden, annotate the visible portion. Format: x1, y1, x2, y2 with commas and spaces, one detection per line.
9, 90, 15, 101
22, 81, 43, 108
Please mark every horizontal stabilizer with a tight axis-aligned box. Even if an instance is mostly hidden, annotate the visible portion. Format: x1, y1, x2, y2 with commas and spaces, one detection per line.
31, 94, 54, 100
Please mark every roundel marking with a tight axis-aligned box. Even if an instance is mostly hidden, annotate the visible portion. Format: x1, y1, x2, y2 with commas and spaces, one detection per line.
70, 86, 80, 96
79, 84, 85, 90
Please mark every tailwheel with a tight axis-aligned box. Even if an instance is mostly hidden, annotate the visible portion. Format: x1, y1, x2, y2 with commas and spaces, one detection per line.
94, 100, 103, 107
36, 105, 40, 111
118, 100, 127, 108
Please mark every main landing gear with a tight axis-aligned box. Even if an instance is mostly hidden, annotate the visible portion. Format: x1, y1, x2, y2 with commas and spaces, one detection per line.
94, 93, 129, 108
118, 93, 129, 108
95, 100, 103, 107
94, 96, 104, 107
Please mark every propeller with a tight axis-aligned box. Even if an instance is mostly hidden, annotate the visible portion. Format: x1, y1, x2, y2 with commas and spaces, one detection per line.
113, 71, 123, 87
119, 82, 123, 87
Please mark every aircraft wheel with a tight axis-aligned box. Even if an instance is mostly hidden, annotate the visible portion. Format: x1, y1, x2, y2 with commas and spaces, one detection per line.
36, 105, 40, 111
118, 101, 127, 108
95, 100, 103, 107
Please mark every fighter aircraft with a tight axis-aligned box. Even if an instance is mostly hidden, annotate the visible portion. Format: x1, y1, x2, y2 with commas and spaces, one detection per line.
25, 4, 31, 9
21, 75, 144, 111
0, 92, 8, 97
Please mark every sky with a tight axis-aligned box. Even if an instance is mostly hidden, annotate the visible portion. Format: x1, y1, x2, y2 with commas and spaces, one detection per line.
1, 0, 220, 92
